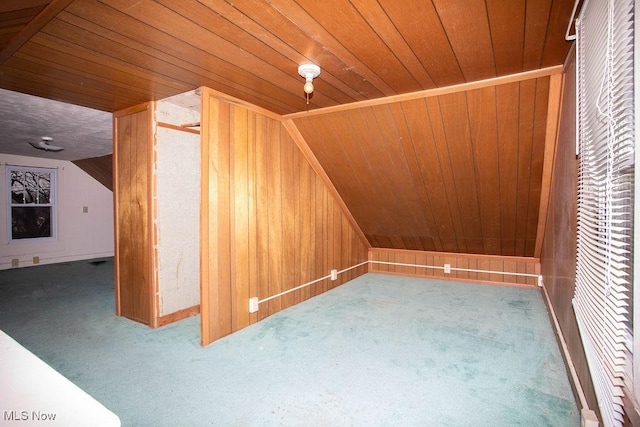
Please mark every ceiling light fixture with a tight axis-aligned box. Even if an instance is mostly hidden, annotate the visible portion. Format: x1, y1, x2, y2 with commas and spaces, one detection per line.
298, 63, 321, 104
29, 136, 64, 152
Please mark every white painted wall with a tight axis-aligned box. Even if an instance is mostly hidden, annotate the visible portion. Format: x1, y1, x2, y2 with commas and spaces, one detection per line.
0, 154, 114, 270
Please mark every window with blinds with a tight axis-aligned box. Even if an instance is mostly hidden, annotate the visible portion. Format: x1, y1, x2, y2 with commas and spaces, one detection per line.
574, 0, 635, 425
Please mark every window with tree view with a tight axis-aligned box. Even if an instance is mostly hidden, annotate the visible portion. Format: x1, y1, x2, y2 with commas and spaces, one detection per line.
9, 166, 56, 240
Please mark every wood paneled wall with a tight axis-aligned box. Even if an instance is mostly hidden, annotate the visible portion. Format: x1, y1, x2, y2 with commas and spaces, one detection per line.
290, 73, 561, 257
73, 154, 113, 191
369, 248, 539, 287
113, 103, 154, 325
200, 89, 369, 345
540, 49, 598, 413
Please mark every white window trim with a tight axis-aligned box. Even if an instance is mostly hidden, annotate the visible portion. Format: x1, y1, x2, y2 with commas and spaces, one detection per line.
6, 165, 58, 242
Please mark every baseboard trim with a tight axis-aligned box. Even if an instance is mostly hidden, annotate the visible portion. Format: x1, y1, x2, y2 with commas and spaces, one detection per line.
368, 270, 537, 289
157, 305, 200, 327
540, 283, 594, 420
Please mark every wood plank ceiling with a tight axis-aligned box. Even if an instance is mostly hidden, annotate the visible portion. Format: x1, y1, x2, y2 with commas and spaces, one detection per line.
289, 74, 556, 256
0, 0, 575, 257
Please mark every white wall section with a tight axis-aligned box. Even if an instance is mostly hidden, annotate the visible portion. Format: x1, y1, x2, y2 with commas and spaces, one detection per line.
0, 154, 114, 270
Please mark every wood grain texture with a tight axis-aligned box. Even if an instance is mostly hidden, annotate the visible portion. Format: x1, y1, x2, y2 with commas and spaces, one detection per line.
369, 248, 539, 287
0, 0, 574, 114
156, 305, 200, 328
539, 50, 598, 415
72, 154, 113, 191
292, 74, 556, 257
113, 103, 153, 325
0, 0, 71, 65
200, 88, 370, 345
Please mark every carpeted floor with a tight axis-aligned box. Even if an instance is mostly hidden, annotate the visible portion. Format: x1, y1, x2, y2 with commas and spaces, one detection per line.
0, 258, 579, 426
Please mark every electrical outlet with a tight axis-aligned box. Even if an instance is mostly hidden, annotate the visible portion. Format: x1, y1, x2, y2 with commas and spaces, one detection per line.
330, 269, 338, 281
444, 263, 451, 274
249, 297, 259, 313
33, 256, 40, 264
82, 206, 89, 213
11, 259, 19, 267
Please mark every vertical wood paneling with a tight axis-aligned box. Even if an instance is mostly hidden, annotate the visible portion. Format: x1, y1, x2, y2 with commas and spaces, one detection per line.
293, 73, 554, 258
534, 74, 560, 257
378, 0, 464, 87
370, 248, 539, 287
431, 0, 495, 81
232, 105, 250, 330
525, 75, 562, 257
399, 99, 449, 251
255, 114, 271, 322
200, 88, 369, 345
292, 142, 302, 304
113, 103, 153, 325
495, 82, 521, 255
486, 0, 525, 76
266, 118, 283, 315
314, 178, 326, 296
426, 96, 467, 252
217, 100, 233, 336
540, 52, 598, 412
439, 91, 483, 253
281, 128, 296, 309
247, 111, 259, 325
514, 79, 537, 256
467, 86, 501, 254
523, 0, 553, 69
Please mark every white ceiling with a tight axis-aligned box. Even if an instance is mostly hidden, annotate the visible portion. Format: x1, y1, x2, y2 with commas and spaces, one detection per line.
0, 88, 112, 161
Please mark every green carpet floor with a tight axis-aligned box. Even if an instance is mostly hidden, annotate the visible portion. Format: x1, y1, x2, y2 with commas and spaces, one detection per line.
0, 258, 579, 426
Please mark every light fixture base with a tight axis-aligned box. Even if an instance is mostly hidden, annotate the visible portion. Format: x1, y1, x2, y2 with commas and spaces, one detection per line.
298, 64, 321, 79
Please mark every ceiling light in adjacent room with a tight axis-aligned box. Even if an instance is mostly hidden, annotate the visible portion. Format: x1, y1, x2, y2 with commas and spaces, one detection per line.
29, 136, 64, 152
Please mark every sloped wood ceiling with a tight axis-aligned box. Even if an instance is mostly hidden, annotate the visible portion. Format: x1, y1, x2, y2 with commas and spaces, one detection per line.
289, 74, 558, 257
0, 1, 574, 257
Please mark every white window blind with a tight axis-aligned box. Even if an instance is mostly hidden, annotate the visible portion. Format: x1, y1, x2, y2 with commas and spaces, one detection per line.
574, 0, 635, 425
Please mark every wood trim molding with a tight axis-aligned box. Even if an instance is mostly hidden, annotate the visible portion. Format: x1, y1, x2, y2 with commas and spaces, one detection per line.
371, 246, 540, 263
623, 391, 640, 426
113, 102, 150, 118
0, 0, 51, 13
157, 305, 200, 327
112, 115, 121, 317
283, 66, 564, 119
282, 118, 371, 248
199, 91, 213, 346
534, 73, 564, 258
0, 0, 74, 65
148, 102, 158, 328
157, 121, 201, 135
197, 86, 281, 121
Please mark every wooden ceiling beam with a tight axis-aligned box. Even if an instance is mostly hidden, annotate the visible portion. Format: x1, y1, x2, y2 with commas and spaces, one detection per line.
284, 65, 563, 119
0, 0, 73, 65
0, 0, 51, 14
534, 73, 564, 258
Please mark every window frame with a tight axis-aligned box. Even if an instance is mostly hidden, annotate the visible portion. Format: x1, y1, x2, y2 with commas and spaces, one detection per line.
7, 165, 58, 242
